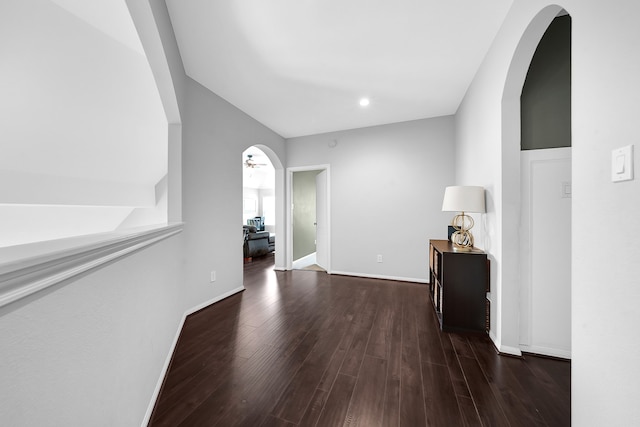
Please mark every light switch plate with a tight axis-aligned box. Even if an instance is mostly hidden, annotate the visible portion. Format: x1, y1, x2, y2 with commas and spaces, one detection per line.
611, 145, 634, 182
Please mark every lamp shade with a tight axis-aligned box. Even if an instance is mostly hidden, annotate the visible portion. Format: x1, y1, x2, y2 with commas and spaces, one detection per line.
442, 186, 485, 213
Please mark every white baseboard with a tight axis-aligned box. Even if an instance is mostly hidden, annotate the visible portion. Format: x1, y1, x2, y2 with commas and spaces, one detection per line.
520, 344, 571, 360
498, 344, 523, 357
141, 285, 245, 426
185, 286, 245, 315
330, 270, 428, 284
488, 332, 523, 357
489, 330, 499, 347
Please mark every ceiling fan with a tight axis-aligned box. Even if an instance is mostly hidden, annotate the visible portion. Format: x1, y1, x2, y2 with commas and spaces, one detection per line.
244, 154, 267, 168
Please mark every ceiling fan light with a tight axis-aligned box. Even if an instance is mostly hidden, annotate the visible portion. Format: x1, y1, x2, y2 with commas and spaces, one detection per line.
244, 153, 267, 168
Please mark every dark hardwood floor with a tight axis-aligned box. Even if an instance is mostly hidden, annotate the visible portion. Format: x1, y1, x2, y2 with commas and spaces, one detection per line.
149, 253, 570, 426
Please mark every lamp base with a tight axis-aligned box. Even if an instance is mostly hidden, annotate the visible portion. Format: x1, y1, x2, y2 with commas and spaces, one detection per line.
450, 214, 475, 251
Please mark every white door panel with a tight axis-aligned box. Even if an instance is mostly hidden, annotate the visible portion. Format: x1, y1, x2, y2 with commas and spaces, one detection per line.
315, 170, 328, 271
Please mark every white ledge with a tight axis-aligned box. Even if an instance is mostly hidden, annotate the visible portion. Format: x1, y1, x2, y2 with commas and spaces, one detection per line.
0, 223, 183, 309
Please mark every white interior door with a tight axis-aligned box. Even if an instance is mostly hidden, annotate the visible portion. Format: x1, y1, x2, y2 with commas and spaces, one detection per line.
315, 170, 328, 271
520, 147, 571, 358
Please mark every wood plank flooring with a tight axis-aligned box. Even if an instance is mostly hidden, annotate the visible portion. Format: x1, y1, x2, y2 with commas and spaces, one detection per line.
149, 254, 570, 426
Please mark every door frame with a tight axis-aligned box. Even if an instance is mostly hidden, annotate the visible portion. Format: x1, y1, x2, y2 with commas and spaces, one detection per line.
286, 164, 331, 272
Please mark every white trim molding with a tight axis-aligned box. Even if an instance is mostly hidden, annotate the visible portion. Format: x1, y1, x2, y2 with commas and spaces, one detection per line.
285, 164, 331, 272
0, 223, 183, 309
185, 286, 245, 316
490, 333, 523, 357
331, 270, 429, 284
520, 344, 571, 360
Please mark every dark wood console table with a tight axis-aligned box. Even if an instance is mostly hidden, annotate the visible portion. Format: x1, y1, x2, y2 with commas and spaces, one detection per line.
429, 239, 489, 333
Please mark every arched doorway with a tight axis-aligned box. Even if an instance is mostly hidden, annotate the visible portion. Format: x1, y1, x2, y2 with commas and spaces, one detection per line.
242, 145, 286, 270
501, 5, 572, 357
519, 12, 572, 359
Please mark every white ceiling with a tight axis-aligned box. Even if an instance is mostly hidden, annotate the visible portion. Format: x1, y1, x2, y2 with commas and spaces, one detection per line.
50, 0, 144, 54
166, 0, 513, 138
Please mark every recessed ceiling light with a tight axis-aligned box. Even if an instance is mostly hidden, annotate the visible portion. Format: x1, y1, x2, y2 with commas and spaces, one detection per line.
359, 98, 370, 107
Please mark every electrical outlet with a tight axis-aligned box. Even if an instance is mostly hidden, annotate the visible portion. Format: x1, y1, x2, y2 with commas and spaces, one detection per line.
210, 271, 216, 282
377, 254, 383, 263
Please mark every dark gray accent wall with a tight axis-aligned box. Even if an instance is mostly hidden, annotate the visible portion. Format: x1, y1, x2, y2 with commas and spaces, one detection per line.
521, 15, 571, 150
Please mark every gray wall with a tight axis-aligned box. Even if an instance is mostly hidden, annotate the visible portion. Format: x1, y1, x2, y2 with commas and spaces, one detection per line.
182, 77, 285, 309
0, 2, 286, 425
0, 2, 189, 426
13, 0, 640, 425
293, 170, 321, 260
455, 1, 640, 423
0, 235, 185, 426
287, 116, 455, 282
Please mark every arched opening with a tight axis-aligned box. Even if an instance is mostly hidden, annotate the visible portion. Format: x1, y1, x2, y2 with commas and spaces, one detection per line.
501, 4, 572, 356
519, 12, 572, 359
241, 145, 285, 270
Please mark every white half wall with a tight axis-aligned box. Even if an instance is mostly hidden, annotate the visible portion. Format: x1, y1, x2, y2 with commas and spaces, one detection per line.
0, 234, 185, 426
0, 1, 187, 426
287, 117, 455, 282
